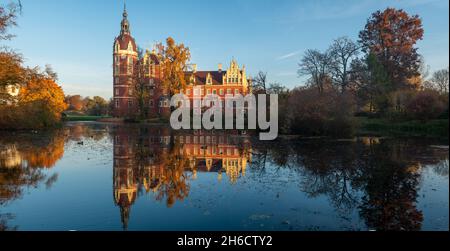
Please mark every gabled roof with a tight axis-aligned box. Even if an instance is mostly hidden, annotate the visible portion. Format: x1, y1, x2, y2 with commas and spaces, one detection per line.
186, 71, 226, 85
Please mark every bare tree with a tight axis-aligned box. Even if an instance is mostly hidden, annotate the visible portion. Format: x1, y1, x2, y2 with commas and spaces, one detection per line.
0, 1, 19, 41
252, 71, 268, 93
298, 49, 332, 94
328, 37, 360, 93
430, 68, 449, 94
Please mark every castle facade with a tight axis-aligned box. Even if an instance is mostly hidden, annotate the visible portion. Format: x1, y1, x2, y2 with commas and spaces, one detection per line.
113, 6, 251, 118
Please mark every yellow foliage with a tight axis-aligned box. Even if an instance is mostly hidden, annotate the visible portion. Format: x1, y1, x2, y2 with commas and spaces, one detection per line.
161, 37, 191, 96
19, 75, 68, 122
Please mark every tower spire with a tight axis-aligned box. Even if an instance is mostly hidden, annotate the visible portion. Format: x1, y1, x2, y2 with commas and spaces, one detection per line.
123, 1, 127, 18
120, 1, 130, 35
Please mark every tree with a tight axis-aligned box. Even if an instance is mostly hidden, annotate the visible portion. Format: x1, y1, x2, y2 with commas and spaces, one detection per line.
132, 57, 150, 119
298, 49, 332, 94
161, 37, 191, 96
65, 95, 84, 111
359, 8, 424, 89
44, 64, 58, 81
351, 53, 391, 113
0, 51, 23, 102
429, 68, 449, 94
18, 71, 68, 127
82, 96, 108, 116
0, 1, 19, 41
252, 71, 268, 94
267, 83, 288, 95
328, 37, 360, 93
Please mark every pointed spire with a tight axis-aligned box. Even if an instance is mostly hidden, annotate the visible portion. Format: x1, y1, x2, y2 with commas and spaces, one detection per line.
123, 1, 127, 18
120, 1, 130, 35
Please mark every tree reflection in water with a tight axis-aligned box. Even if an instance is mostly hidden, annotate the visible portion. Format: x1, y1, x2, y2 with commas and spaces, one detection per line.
0, 123, 448, 231
0, 122, 110, 230
251, 137, 448, 231
0, 129, 66, 230
112, 126, 251, 229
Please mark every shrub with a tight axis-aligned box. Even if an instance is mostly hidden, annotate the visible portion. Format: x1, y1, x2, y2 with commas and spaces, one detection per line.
287, 87, 356, 137
405, 90, 446, 121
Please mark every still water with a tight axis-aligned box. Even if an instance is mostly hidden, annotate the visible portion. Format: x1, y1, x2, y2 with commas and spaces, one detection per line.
0, 122, 448, 231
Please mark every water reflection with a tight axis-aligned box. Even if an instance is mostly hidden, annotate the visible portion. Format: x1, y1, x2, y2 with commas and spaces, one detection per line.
250, 138, 448, 230
112, 126, 252, 229
0, 123, 448, 231
0, 129, 65, 230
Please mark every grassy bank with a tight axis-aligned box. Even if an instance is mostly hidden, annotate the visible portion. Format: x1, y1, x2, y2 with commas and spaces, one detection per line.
63, 115, 111, 122
357, 117, 449, 139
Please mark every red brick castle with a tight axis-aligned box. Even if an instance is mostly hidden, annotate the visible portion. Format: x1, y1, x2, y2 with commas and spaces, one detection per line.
113, 6, 251, 118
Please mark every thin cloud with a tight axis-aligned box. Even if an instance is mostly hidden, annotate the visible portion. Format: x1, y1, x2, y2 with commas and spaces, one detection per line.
276, 50, 302, 61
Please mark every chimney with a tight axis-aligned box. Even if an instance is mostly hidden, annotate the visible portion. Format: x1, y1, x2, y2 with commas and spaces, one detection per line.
218, 63, 222, 72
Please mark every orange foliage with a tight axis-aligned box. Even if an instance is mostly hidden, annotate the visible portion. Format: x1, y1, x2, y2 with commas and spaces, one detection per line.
359, 8, 424, 88
22, 134, 65, 169
19, 75, 68, 122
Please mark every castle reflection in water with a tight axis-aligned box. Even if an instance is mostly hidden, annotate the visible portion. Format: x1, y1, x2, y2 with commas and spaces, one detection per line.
0, 122, 448, 231
112, 126, 252, 229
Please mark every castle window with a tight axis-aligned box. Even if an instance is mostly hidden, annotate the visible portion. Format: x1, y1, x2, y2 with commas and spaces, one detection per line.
128, 100, 133, 107
235, 89, 239, 95
213, 89, 217, 95
207, 89, 211, 95
115, 65, 119, 75
115, 100, 120, 108
115, 88, 119, 96
194, 88, 199, 96
227, 89, 232, 94
127, 57, 133, 74
186, 89, 191, 95
149, 100, 154, 107
149, 89, 154, 96
219, 89, 224, 95
128, 88, 133, 96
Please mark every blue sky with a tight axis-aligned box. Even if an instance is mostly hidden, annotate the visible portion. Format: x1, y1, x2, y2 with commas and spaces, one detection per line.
5, 0, 449, 99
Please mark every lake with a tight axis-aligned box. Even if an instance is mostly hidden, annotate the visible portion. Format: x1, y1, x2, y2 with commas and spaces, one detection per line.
0, 122, 448, 231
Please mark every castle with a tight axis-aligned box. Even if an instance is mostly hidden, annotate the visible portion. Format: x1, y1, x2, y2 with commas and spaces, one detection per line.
112, 126, 252, 229
113, 6, 251, 118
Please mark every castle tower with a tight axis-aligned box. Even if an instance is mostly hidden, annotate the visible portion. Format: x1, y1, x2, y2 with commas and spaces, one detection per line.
113, 4, 138, 118
113, 126, 138, 230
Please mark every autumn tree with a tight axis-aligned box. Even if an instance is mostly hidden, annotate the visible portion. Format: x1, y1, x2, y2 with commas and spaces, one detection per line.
0, 51, 23, 102
328, 37, 360, 93
359, 8, 424, 89
65, 95, 84, 111
161, 37, 191, 97
18, 70, 68, 127
298, 49, 332, 94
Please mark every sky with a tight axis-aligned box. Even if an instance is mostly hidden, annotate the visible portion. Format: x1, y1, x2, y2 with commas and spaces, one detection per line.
4, 0, 449, 99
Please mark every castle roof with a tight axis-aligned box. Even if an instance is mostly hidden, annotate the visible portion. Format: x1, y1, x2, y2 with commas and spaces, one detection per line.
115, 34, 137, 51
